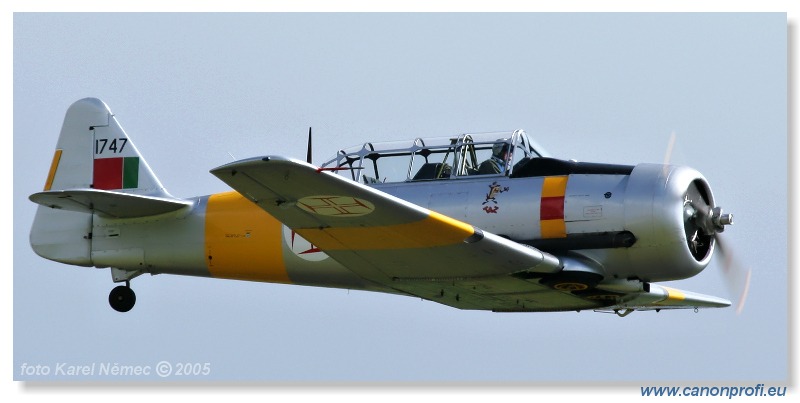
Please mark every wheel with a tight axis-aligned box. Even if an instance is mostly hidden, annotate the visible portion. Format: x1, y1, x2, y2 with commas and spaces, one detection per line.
108, 285, 136, 312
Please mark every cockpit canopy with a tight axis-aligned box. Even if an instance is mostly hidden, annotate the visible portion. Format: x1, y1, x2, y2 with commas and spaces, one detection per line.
320, 130, 550, 184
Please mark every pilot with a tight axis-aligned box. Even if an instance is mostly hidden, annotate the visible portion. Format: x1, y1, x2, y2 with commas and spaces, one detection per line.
478, 140, 511, 174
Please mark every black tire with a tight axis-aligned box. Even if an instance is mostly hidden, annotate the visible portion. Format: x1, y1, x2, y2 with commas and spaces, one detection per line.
108, 285, 136, 312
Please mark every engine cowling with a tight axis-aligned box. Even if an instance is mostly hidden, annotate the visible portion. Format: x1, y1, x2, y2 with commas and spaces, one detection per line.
621, 163, 730, 281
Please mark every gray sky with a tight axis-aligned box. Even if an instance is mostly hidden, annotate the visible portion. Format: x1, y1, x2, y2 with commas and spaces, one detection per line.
9, 8, 792, 396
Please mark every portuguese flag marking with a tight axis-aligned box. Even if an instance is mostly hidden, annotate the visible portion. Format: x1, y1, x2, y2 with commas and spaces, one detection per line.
94, 157, 139, 190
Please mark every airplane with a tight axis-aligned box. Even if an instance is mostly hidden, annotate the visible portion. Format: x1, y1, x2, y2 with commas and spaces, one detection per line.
28, 98, 751, 316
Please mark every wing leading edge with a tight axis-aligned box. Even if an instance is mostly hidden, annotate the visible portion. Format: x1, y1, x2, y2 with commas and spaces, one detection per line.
211, 156, 731, 313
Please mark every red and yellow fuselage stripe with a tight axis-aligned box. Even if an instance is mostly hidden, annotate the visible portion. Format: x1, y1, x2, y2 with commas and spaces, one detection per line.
540, 176, 568, 239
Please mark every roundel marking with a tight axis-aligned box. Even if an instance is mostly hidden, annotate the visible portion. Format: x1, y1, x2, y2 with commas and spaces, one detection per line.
282, 226, 329, 262
296, 195, 375, 217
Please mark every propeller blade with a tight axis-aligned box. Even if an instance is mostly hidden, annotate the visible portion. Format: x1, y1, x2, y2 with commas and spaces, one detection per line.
307, 127, 313, 164
716, 235, 751, 314
662, 131, 677, 177
663, 131, 676, 166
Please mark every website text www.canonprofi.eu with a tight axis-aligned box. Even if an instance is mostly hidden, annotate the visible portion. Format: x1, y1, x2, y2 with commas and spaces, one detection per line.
641, 384, 787, 399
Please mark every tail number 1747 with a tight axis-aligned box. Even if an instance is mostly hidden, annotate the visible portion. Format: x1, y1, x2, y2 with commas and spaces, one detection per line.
95, 138, 128, 155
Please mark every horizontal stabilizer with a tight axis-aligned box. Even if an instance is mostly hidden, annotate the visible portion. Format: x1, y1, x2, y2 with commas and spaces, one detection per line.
30, 189, 192, 219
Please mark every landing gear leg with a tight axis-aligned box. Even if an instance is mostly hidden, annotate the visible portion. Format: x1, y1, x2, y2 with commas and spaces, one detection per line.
109, 268, 141, 312
109, 280, 136, 312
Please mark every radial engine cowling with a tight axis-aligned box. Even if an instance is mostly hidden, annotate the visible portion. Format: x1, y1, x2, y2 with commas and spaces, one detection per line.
622, 163, 732, 282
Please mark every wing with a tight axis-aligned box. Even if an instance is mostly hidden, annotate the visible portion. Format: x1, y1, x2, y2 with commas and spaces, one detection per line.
211, 156, 730, 313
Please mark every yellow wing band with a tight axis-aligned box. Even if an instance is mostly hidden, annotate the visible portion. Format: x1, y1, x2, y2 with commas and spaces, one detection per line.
295, 210, 475, 251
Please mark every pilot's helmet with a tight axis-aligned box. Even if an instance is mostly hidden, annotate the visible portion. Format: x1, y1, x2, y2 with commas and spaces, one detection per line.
492, 139, 510, 158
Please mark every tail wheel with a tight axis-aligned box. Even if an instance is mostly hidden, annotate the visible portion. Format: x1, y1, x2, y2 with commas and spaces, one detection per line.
109, 284, 136, 312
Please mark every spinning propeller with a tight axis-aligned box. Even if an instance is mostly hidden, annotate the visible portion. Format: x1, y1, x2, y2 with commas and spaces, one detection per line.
717, 235, 752, 314
665, 133, 751, 314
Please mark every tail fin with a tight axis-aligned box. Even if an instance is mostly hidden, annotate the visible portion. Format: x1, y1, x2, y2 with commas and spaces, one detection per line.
41, 97, 170, 196
30, 98, 173, 266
